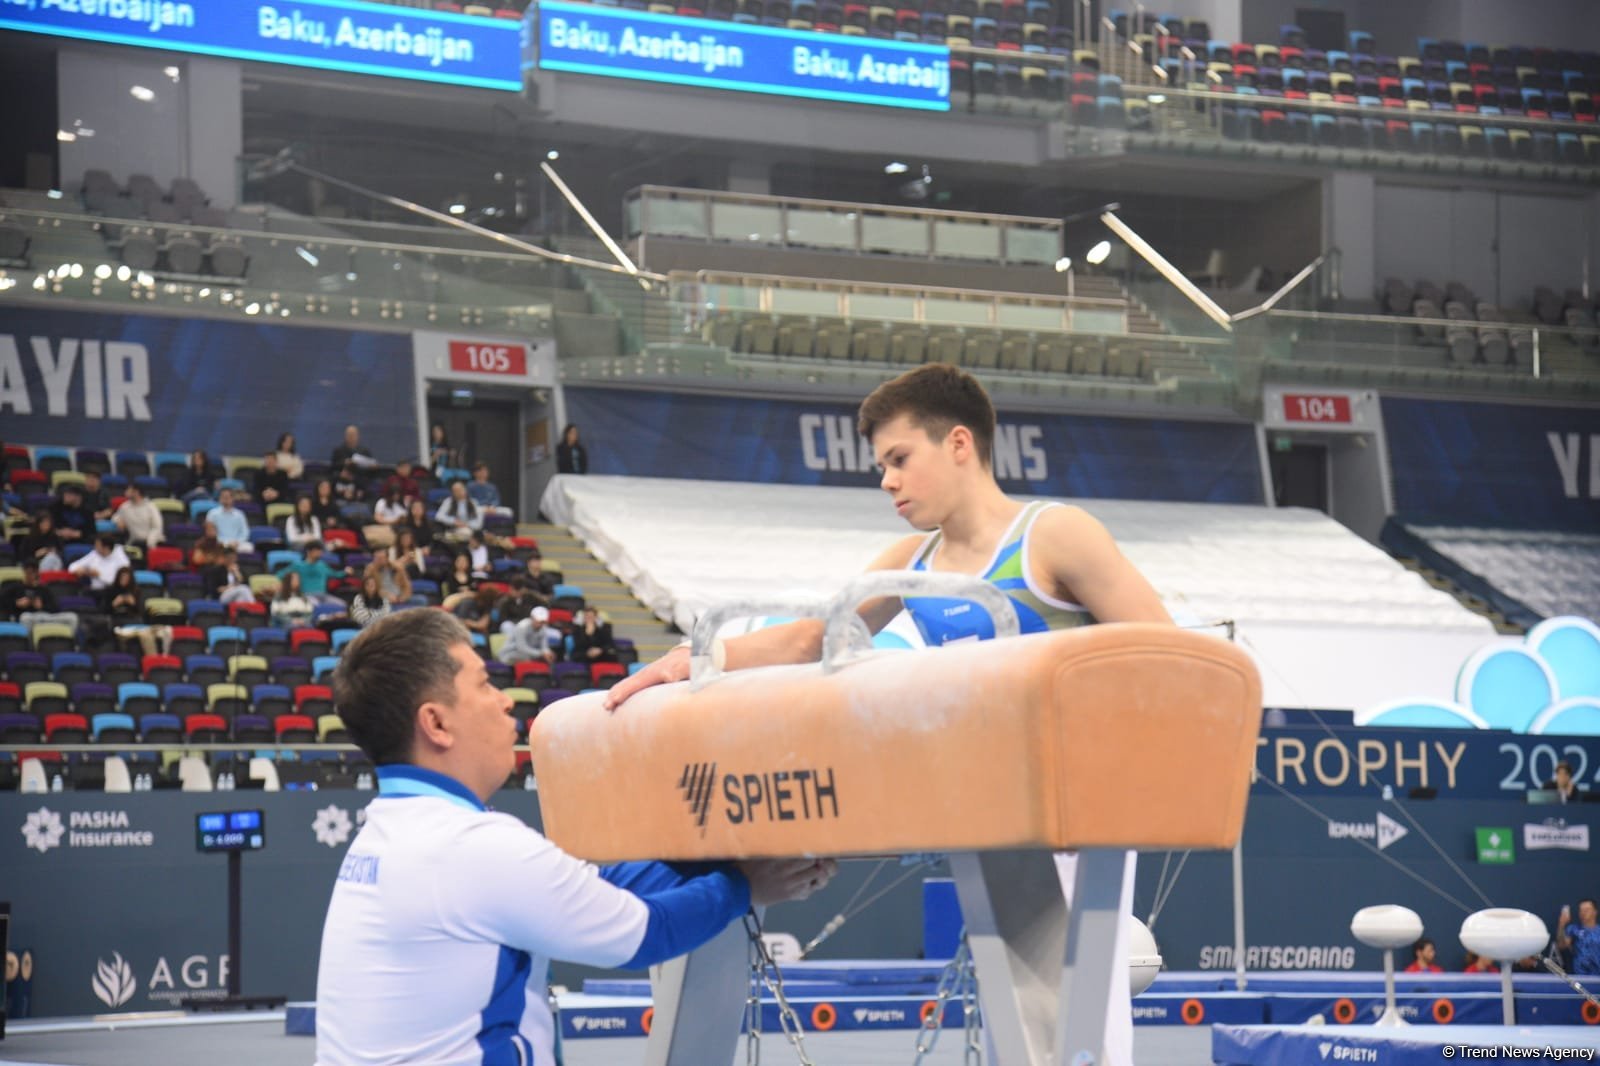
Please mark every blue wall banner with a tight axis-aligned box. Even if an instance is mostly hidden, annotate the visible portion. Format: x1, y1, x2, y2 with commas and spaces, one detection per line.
1252, 723, 1600, 800
535, 0, 951, 110
0, 0, 523, 92
562, 387, 1264, 502
0, 306, 418, 461
1381, 396, 1600, 531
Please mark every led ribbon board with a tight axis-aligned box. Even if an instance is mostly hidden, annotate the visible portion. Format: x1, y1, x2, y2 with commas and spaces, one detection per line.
0, 0, 523, 91
536, 0, 950, 110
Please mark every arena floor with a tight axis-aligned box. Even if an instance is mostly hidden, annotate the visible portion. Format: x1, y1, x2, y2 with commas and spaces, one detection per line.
0, 1013, 1217, 1065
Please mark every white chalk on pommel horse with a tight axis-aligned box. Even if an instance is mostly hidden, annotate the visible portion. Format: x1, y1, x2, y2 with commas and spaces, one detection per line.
530, 573, 1263, 1066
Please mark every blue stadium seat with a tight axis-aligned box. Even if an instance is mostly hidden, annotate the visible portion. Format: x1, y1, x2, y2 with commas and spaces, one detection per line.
162, 682, 206, 718
251, 684, 293, 720
267, 549, 301, 572
71, 682, 115, 717
332, 629, 358, 654
250, 627, 290, 660
312, 655, 341, 684
51, 651, 95, 686
189, 498, 219, 520
0, 622, 29, 657
33, 446, 73, 475
117, 681, 162, 717
138, 712, 182, 743
92, 712, 137, 743
184, 655, 227, 688
116, 450, 151, 478
187, 599, 226, 627
207, 626, 247, 656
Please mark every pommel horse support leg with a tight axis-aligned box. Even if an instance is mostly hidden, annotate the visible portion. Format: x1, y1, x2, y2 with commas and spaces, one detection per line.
530, 622, 1263, 1066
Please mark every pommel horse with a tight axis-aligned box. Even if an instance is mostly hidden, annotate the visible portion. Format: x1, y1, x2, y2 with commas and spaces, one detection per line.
530, 574, 1263, 1066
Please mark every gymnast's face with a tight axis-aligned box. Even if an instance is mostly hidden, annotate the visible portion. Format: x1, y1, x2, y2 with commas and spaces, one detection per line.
442, 643, 519, 799
873, 414, 957, 531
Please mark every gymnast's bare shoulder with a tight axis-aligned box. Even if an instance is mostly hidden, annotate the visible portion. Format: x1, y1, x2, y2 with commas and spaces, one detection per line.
1029, 504, 1171, 625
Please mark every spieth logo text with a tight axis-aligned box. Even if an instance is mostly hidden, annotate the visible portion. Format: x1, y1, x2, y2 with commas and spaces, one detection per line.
679, 762, 841, 832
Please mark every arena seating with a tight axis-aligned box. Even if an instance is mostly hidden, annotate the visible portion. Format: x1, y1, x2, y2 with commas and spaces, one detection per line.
0, 444, 633, 780
1390, 523, 1600, 623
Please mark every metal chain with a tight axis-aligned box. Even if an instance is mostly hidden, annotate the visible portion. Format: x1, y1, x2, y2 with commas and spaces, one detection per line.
912, 930, 973, 1064
744, 909, 817, 1066
745, 918, 764, 1066
959, 940, 982, 1066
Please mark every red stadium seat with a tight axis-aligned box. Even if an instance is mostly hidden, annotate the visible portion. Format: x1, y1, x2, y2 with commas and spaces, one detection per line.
294, 685, 334, 717
44, 712, 89, 743
323, 528, 359, 550
590, 662, 627, 689
148, 546, 185, 571
290, 629, 330, 656
274, 714, 316, 742
142, 654, 183, 684
184, 713, 227, 741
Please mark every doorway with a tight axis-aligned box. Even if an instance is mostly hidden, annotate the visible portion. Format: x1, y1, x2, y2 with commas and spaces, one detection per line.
425, 397, 522, 515
1270, 440, 1329, 513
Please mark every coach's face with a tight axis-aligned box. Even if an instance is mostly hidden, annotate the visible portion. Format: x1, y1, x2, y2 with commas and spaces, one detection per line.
442, 643, 518, 801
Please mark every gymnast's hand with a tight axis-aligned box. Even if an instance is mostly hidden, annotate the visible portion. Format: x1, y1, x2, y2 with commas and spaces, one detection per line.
603, 644, 691, 710
739, 858, 839, 906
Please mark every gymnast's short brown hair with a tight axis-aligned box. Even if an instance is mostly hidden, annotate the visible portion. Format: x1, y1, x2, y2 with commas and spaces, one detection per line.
857, 364, 996, 468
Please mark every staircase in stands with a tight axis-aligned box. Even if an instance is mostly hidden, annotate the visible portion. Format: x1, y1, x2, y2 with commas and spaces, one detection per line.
519, 520, 682, 664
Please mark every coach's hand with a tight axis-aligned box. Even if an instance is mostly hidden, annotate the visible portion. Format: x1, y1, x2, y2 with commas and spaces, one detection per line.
603, 644, 691, 711
739, 858, 840, 906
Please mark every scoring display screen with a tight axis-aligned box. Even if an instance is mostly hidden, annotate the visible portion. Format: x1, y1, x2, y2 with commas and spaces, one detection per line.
196, 810, 266, 853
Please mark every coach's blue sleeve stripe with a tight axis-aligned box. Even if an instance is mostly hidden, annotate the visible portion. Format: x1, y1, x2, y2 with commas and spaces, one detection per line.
620, 869, 752, 969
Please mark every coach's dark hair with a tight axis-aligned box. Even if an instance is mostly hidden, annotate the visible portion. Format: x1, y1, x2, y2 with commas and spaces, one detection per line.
857, 364, 995, 467
332, 610, 471, 765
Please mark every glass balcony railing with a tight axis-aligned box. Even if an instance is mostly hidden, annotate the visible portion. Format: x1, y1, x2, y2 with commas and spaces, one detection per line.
625, 186, 1065, 267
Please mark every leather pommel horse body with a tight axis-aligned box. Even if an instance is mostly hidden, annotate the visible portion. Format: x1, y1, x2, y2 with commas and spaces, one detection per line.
531, 618, 1263, 1066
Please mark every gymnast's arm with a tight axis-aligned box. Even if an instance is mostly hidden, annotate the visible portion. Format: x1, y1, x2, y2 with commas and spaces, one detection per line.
1032, 505, 1171, 624
604, 535, 921, 708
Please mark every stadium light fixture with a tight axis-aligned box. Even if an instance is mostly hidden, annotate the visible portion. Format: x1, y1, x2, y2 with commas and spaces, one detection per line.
447, 203, 467, 216
56, 130, 76, 143
546, 150, 560, 161
1148, 93, 1166, 103
1085, 240, 1112, 265
884, 161, 910, 175
1054, 256, 1072, 273
94, 264, 112, 279
129, 85, 155, 102
295, 247, 319, 268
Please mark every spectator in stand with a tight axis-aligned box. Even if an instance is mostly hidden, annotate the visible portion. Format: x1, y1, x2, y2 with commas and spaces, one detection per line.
80, 470, 113, 521
1462, 951, 1498, 974
379, 459, 420, 504
272, 570, 316, 628
68, 534, 131, 591
435, 480, 482, 540
179, 449, 216, 502
496, 576, 545, 627
274, 432, 304, 479
467, 530, 491, 580
525, 556, 557, 599
427, 422, 452, 475
50, 483, 95, 543
106, 566, 172, 656
1, 560, 76, 630
276, 540, 351, 607
363, 551, 413, 606
497, 605, 559, 666
332, 424, 376, 470
442, 552, 476, 603
570, 605, 617, 664
334, 460, 366, 504
311, 479, 343, 529
1544, 760, 1584, 803
20, 511, 65, 570
285, 495, 324, 550
191, 521, 226, 574
452, 586, 499, 638
401, 498, 436, 547
351, 572, 395, 629
209, 488, 254, 553
1404, 937, 1443, 973
209, 546, 257, 606
467, 462, 512, 517
1558, 901, 1600, 975
373, 486, 407, 527
556, 424, 587, 474
388, 527, 429, 584
253, 451, 290, 507
113, 482, 164, 549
